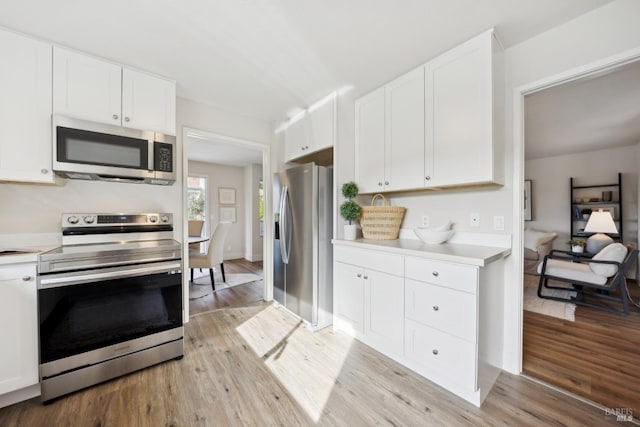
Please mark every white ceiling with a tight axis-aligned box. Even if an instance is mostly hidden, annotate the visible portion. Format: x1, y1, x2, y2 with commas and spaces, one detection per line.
0, 0, 613, 125
186, 134, 263, 167
525, 59, 640, 160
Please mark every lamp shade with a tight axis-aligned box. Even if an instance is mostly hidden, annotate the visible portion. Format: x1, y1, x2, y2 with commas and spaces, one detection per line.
584, 210, 618, 234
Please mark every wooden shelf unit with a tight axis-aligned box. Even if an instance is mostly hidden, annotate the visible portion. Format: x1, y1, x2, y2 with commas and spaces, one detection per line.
570, 173, 622, 241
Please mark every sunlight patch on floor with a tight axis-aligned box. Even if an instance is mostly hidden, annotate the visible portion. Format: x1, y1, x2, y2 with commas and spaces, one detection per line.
236, 304, 354, 422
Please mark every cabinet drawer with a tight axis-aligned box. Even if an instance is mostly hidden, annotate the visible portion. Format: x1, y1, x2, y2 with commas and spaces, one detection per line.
0, 264, 35, 281
405, 279, 476, 342
405, 319, 476, 390
334, 245, 403, 276
405, 256, 477, 293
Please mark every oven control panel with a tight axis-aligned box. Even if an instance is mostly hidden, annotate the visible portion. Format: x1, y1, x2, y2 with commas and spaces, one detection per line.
62, 213, 173, 227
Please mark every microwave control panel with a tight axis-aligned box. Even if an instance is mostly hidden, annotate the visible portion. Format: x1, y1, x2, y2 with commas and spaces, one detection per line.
154, 142, 174, 172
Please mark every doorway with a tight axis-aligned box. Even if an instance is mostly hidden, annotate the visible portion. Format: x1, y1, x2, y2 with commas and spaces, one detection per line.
181, 127, 272, 319
513, 51, 640, 412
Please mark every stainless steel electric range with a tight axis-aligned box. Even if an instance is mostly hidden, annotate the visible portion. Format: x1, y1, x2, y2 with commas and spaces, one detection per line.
37, 213, 183, 402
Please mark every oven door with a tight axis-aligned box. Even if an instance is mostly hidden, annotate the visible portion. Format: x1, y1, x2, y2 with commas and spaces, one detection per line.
38, 261, 182, 370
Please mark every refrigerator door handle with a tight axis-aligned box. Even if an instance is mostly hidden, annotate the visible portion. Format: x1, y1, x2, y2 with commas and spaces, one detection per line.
280, 185, 290, 264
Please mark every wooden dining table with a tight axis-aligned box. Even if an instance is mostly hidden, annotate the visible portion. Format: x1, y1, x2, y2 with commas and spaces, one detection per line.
188, 236, 209, 244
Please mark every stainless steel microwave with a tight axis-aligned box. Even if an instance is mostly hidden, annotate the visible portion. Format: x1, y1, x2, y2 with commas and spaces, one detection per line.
52, 115, 176, 185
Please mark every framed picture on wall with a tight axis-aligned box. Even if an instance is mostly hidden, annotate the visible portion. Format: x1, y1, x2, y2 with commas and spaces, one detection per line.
524, 180, 532, 221
220, 207, 236, 223
219, 187, 236, 205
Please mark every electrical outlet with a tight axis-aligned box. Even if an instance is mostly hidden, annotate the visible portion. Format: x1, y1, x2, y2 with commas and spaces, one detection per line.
421, 215, 430, 227
494, 215, 505, 231
470, 213, 480, 227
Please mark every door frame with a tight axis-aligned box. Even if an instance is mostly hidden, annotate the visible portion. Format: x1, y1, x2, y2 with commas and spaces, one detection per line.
182, 126, 273, 321
511, 46, 640, 373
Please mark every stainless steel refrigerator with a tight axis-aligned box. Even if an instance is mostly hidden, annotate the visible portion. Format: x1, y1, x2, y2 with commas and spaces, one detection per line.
273, 163, 333, 330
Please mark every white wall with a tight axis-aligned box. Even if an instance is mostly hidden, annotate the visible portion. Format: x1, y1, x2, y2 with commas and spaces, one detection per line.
188, 160, 246, 260
0, 96, 273, 249
525, 145, 638, 251
0, 162, 181, 245
329, 0, 640, 375
503, 0, 640, 373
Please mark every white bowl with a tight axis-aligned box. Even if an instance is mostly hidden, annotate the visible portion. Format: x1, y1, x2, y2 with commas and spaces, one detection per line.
414, 227, 454, 244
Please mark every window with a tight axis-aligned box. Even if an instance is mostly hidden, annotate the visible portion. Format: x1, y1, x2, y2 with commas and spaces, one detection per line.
187, 176, 207, 220
258, 180, 264, 237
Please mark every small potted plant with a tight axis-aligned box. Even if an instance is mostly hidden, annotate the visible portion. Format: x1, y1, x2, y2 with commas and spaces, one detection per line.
568, 239, 586, 253
580, 208, 592, 220
340, 181, 361, 240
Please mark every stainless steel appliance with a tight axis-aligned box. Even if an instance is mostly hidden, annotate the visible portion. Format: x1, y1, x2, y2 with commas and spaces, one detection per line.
38, 213, 183, 402
53, 115, 176, 185
273, 163, 333, 330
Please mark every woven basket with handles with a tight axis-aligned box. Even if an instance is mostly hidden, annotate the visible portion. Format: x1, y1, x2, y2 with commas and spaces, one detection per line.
360, 194, 406, 240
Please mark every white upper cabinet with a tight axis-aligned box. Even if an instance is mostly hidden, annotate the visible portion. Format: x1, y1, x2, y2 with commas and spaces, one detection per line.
355, 29, 503, 193
385, 67, 425, 191
355, 68, 424, 193
354, 87, 385, 193
284, 93, 336, 163
53, 47, 121, 126
0, 28, 55, 184
53, 47, 176, 135
307, 94, 336, 153
284, 112, 309, 162
427, 30, 502, 187
122, 68, 176, 135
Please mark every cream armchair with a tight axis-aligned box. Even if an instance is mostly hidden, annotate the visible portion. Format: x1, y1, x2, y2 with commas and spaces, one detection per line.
189, 221, 232, 290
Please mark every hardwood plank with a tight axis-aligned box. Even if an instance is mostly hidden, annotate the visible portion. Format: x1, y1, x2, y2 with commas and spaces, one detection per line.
523, 273, 640, 415
0, 301, 623, 426
189, 258, 265, 317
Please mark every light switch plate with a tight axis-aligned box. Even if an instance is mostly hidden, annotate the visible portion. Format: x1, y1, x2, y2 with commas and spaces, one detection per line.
494, 216, 505, 231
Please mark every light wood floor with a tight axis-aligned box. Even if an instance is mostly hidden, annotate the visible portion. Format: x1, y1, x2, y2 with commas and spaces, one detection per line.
189, 259, 264, 317
523, 273, 640, 415
0, 299, 624, 426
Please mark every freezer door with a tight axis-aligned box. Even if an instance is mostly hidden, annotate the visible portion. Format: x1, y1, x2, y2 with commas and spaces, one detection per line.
278, 164, 315, 322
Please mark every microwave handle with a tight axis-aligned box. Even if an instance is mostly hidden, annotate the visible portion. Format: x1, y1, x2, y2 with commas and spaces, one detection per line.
97, 175, 145, 184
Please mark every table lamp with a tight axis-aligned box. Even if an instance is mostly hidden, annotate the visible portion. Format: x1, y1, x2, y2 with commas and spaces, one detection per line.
584, 209, 617, 253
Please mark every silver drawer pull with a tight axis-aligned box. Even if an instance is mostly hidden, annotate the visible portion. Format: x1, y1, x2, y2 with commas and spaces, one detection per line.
124, 117, 131, 122
433, 305, 439, 311
112, 114, 119, 120
378, 182, 383, 186
356, 273, 362, 278
432, 349, 439, 355
425, 176, 431, 180
22, 276, 32, 281
363, 275, 368, 280
432, 271, 439, 277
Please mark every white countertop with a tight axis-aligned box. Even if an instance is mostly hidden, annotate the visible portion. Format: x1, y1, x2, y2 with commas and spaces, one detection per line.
333, 238, 511, 267
0, 249, 41, 266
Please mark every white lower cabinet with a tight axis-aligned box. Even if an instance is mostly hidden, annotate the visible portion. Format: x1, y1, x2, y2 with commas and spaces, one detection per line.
333, 243, 505, 407
333, 246, 404, 360
0, 263, 39, 401
363, 269, 404, 360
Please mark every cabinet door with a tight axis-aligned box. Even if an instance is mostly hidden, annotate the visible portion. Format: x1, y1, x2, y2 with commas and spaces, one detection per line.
284, 113, 308, 162
364, 269, 404, 359
384, 67, 425, 192
0, 29, 55, 183
333, 262, 364, 335
53, 47, 122, 126
307, 94, 335, 153
427, 33, 493, 187
355, 87, 385, 193
0, 264, 38, 395
122, 68, 176, 135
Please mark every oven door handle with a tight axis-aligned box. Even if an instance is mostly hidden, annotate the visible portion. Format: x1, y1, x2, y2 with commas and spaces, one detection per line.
38, 262, 182, 289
